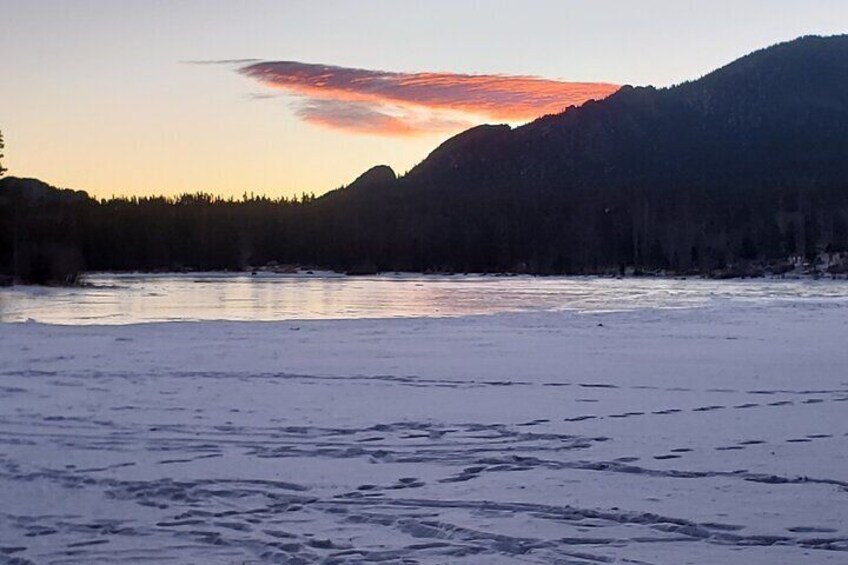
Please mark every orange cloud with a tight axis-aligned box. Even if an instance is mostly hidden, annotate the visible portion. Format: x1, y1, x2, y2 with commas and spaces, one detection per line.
239, 61, 619, 135
295, 99, 472, 136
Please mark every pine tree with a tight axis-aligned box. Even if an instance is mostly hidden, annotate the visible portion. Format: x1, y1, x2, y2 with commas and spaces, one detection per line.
0, 130, 6, 177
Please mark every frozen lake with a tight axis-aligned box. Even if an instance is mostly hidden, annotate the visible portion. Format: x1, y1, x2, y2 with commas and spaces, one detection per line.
2, 272, 848, 324
1, 276, 847, 563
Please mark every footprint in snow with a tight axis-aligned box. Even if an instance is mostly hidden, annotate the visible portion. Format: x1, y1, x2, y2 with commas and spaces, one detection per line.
692, 405, 725, 412
564, 415, 597, 422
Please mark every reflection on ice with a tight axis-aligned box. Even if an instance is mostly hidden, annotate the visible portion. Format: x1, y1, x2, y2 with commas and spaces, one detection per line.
1, 272, 847, 325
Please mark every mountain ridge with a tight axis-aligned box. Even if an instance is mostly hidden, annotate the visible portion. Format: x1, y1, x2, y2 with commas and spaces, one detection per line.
301, 34, 848, 273
387, 34, 848, 194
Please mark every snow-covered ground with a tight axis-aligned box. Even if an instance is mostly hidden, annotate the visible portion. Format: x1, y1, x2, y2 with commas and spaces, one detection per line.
1, 297, 847, 563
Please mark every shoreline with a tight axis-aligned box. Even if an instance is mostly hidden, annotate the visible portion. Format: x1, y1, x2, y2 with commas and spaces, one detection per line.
3, 267, 847, 290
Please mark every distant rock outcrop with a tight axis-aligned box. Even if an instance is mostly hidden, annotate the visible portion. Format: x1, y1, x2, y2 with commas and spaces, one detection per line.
0, 177, 90, 204
348, 165, 397, 189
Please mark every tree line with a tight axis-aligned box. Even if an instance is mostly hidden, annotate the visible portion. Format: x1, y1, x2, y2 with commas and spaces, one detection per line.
1, 170, 846, 285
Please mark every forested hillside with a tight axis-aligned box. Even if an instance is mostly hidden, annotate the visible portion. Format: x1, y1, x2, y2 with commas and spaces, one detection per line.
2, 35, 848, 283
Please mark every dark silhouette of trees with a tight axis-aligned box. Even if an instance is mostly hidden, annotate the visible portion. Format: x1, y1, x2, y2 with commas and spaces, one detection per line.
2, 35, 848, 283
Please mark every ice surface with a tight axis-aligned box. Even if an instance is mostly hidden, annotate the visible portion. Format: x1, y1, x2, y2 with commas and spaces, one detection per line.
0, 293, 847, 563
3, 272, 848, 324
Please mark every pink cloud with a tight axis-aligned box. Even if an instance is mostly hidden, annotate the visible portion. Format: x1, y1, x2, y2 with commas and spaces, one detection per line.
240, 60, 619, 135
294, 99, 472, 136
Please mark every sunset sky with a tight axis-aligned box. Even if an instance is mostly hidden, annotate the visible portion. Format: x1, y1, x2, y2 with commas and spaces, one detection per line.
2, 0, 847, 199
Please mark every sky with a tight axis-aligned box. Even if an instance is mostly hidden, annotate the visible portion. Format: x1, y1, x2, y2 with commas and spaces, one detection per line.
1, 0, 847, 199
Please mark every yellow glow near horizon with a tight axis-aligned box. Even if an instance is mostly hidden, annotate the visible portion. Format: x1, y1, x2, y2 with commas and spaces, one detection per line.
4, 1, 846, 199
2, 73, 463, 200
3, 118, 453, 200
